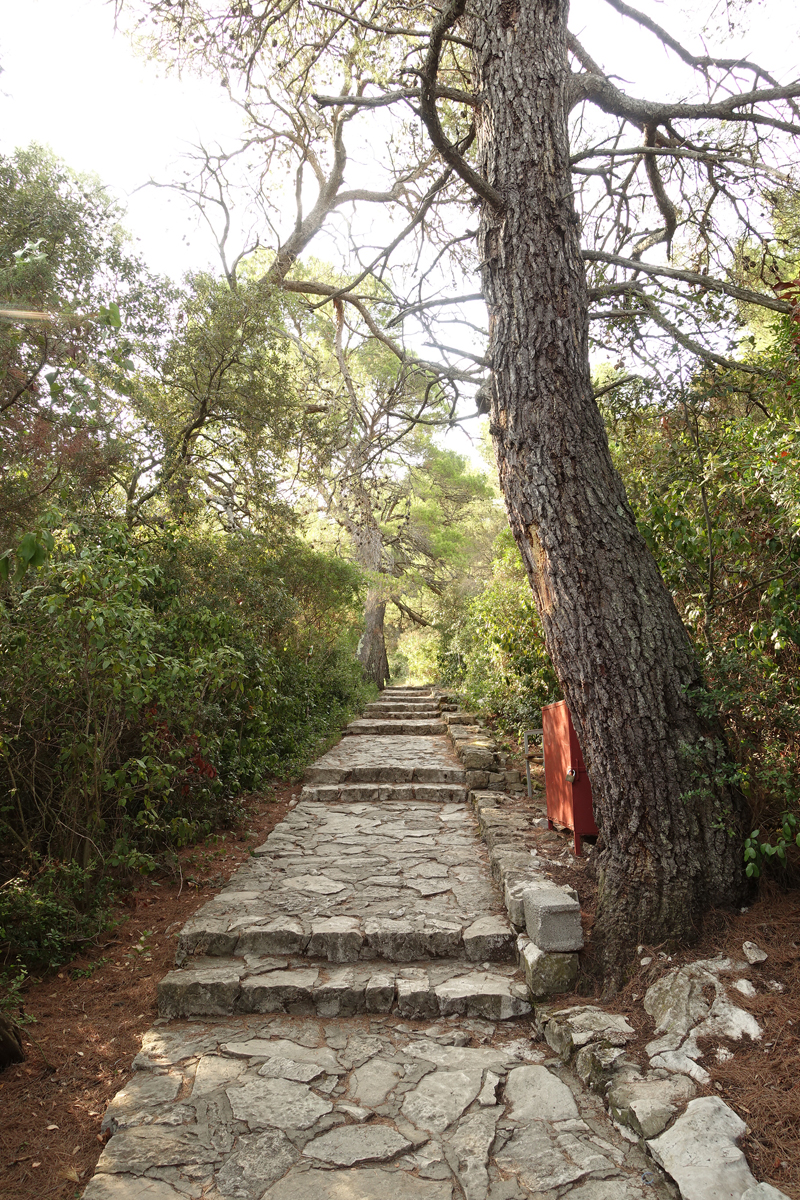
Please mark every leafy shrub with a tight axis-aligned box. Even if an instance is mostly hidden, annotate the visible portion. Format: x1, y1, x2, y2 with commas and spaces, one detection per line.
0, 857, 116, 970
435, 529, 561, 733
0, 518, 370, 894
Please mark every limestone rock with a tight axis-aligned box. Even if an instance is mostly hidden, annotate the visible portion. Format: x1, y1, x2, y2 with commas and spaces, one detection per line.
263, 1168, 453, 1200
307, 917, 364, 962
573, 1043, 628, 1091
445, 1109, 500, 1200
644, 964, 715, 1036
302, 1124, 413, 1165
743, 941, 767, 965
348, 1056, 405, 1107
365, 972, 396, 1012
95, 1125, 222, 1174
314, 968, 366, 1017
398, 973, 438, 1019
463, 915, 516, 961
434, 972, 531, 1020
235, 918, 307, 957
647, 1096, 757, 1200
518, 936, 578, 997
608, 1071, 696, 1139
227, 1078, 333, 1130
503, 1065, 579, 1122
542, 1005, 635, 1060
238, 968, 319, 1014
158, 966, 241, 1019
82, 1179, 183, 1200
401, 1068, 483, 1133
215, 1129, 297, 1198
101, 1073, 181, 1132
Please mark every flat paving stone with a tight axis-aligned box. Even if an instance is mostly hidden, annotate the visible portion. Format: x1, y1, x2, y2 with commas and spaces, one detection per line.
88, 1013, 672, 1200
305, 735, 465, 783
302, 1124, 413, 1165
227, 1076, 333, 1129
264, 1167, 453, 1200
175, 801, 508, 966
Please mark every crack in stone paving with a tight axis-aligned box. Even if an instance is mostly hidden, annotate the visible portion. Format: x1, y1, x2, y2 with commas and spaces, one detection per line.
84, 686, 677, 1200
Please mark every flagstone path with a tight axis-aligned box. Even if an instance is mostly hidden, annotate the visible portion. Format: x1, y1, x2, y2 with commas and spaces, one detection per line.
83, 686, 676, 1200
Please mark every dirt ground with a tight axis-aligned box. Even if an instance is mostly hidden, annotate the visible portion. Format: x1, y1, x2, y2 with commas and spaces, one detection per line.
2, 769, 799, 1200
0, 784, 297, 1200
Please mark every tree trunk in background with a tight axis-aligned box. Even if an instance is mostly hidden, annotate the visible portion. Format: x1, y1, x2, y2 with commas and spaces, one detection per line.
472, 0, 748, 981
349, 516, 391, 688
357, 591, 391, 687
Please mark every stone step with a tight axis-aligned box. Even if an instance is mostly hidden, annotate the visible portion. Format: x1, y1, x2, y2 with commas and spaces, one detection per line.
299, 781, 467, 803
304, 734, 465, 784
361, 709, 441, 720
364, 703, 441, 715
158, 957, 531, 1021
343, 718, 447, 736
177, 913, 517, 966
380, 688, 434, 697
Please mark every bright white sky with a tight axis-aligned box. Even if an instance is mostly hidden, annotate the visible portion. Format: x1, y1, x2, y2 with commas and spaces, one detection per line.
0, 0, 246, 279
2, 0, 797, 285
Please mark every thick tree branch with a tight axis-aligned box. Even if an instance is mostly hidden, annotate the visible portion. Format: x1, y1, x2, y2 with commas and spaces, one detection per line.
281, 279, 477, 381
390, 596, 432, 626
583, 249, 793, 314
417, 0, 504, 209
574, 68, 800, 135
313, 85, 477, 110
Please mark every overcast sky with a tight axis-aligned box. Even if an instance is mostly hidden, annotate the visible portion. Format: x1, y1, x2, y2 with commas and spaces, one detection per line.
0, 0, 246, 279
2, 0, 796, 283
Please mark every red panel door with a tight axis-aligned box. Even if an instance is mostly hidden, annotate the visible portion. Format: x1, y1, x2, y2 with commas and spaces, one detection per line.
542, 700, 598, 854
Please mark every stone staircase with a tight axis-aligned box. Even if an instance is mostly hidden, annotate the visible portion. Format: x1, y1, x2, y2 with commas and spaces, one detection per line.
83, 686, 786, 1200
157, 686, 531, 1023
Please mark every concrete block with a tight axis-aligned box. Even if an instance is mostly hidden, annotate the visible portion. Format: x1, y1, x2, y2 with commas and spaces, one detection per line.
522, 883, 583, 951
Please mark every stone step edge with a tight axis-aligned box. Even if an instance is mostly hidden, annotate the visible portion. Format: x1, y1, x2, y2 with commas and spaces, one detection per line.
343, 720, 447, 736
157, 961, 532, 1023
176, 913, 517, 965
462, 780, 586, 1002
298, 782, 468, 802
304, 763, 467, 784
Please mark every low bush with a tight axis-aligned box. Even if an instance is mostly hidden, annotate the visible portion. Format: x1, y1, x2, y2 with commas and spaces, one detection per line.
0, 518, 371, 968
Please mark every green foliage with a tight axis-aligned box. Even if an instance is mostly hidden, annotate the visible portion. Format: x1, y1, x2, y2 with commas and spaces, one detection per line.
434, 528, 561, 732
0, 520, 369, 902
0, 857, 117, 971
0, 145, 161, 544
744, 814, 800, 878
602, 340, 800, 878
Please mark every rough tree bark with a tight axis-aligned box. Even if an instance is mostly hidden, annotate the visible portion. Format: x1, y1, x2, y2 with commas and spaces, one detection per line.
472, 0, 748, 980
350, 518, 391, 688
357, 591, 391, 688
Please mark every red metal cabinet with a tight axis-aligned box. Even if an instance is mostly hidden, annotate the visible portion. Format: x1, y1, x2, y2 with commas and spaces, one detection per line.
542, 700, 598, 856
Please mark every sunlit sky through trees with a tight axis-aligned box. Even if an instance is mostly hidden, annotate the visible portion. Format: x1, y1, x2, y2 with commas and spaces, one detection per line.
1, 0, 798, 462
3, 0, 796, 281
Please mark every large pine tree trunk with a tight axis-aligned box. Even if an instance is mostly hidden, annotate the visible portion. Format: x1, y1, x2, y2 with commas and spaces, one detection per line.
471, 0, 748, 980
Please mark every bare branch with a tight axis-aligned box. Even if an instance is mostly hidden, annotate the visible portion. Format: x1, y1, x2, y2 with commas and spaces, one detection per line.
416, 0, 504, 209
583, 250, 793, 314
